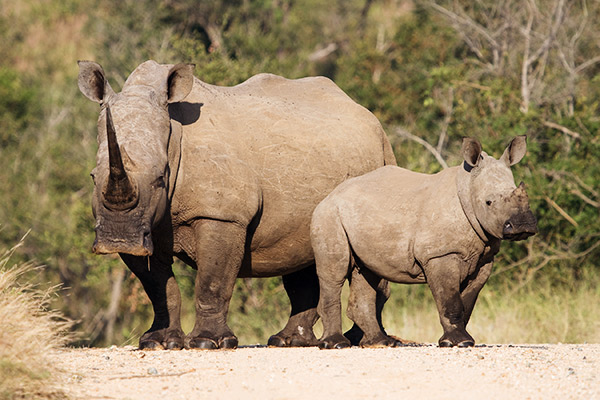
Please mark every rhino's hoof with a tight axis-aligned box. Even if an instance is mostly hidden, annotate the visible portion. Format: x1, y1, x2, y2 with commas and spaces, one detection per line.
360, 333, 398, 348
165, 339, 184, 350
267, 335, 287, 347
334, 342, 351, 349
457, 340, 475, 348
318, 341, 351, 350
219, 336, 238, 349
318, 334, 351, 349
187, 337, 218, 350
438, 339, 454, 348
139, 340, 165, 350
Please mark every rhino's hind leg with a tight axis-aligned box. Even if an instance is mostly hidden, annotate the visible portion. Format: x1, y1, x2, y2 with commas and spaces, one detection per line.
346, 267, 396, 347
186, 219, 246, 350
344, 277, 395, 346
121, 253, 185, 350
267, 265, 319, 347
311, 207, 353, 349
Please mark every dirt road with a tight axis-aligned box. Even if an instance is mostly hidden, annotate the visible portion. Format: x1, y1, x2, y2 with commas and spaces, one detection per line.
54, 344, 599, 399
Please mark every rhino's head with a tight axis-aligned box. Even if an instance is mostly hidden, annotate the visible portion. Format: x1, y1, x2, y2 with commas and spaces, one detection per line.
78, 60, 195, 256
460, 136, 538, 241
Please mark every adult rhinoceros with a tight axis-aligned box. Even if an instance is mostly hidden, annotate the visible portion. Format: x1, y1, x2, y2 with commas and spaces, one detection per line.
77, 60, 396, 350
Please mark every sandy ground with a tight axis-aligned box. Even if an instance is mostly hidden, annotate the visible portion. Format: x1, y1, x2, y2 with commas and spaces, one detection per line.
54, 344, 599, 400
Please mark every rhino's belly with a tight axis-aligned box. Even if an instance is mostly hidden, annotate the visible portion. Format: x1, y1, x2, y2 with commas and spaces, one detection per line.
239, 241, 314, 277
360, 255, 427, 284
240, 215, 315, 277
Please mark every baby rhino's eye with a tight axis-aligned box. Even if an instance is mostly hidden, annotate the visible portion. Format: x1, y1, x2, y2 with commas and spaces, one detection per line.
153, 175, 165, 188
486, 200, 492, 206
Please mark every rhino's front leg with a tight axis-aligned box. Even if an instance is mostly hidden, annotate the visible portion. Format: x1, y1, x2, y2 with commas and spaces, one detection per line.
424, 255, 475, 348
461, 261, 493, 326
186, 219, 245, 350
121, 253, 185, 350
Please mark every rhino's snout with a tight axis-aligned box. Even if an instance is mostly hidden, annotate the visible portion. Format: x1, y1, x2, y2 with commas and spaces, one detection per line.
93, 226, 153, 256
502, 210, 538, 241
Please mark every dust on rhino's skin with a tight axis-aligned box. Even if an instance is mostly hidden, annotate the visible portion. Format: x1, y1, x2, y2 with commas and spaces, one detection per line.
311, 136, 538, 349
78, 60, 396, 350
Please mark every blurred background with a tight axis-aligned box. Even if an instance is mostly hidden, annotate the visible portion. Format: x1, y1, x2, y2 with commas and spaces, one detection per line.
0, 0, 598, 346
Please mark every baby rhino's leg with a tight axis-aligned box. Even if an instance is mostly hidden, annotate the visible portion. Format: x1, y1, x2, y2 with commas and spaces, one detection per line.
347, 267, 396, 347
312, 204, 352, 349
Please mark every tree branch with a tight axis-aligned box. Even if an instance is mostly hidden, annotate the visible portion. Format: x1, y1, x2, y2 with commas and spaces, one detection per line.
545, 196, 579, 227
542, 120, 581, 139
428, 2, 499, 51
393, 127, 449, 169
574, 54, 600, 73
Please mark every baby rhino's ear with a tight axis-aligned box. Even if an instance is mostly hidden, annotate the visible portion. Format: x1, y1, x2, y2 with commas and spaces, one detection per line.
462, 137, 482, 167
167, 63, 195, 103
500, 135, 527, 166
78, 60, 115, 103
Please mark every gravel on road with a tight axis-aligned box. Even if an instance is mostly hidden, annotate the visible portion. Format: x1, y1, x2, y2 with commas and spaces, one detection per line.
54, 344, 599, 400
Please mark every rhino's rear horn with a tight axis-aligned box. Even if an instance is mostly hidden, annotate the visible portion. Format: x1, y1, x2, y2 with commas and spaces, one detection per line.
103, 106, 138, 210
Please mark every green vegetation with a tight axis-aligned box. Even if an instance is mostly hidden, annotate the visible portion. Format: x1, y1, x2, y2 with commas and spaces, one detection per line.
0, 0, 598, 347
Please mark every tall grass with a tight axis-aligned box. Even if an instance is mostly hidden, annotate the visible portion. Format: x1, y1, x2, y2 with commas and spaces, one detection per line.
0, 240, 71, 399
382, 270, 600, 345
125, 269, 600, 346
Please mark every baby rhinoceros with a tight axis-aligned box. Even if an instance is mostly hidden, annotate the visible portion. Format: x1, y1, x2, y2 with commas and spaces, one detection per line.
311, 136, 538, 348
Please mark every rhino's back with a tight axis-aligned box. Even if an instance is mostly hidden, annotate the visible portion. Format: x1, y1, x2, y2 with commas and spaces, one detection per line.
171, 74, 393, 276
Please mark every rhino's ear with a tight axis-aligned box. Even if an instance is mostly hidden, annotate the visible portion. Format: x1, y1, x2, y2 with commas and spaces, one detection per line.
77, 61, 115, 103
167, 63, 195, 103
500, 135, 527, 166
462, 137, 482, 167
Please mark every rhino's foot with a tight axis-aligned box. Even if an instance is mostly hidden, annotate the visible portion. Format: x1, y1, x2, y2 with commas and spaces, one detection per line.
139, 329, 184, 350
438, 332, 475, 348
267, 327, 318, 347
359, 332, 397, 348
318, 334, 351, 350
267, 335, 286, 347
139, 339, 164, 350
186, 334, 238, 350
267, 333, 318, 347
439, 339, 475, 348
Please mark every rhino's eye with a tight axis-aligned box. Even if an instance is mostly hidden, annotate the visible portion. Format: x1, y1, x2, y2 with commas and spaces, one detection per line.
153, 175, 165, 188
486, 200, 492, 206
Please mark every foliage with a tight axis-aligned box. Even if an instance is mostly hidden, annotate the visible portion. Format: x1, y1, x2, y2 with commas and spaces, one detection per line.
0, 0, 598, 346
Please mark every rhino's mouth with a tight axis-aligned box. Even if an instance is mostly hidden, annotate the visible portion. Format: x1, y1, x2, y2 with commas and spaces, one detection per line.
503, 231, 535, 241
502, 212, 538, 241
92, 217, 153, 256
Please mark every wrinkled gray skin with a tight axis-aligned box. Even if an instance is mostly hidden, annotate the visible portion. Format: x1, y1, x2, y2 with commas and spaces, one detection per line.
311, 136, 538, 348
78, 60, 397, 350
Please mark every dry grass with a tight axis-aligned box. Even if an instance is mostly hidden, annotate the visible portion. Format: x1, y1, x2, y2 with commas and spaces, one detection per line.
0, 241, 72, 400
382, 275, 600, 345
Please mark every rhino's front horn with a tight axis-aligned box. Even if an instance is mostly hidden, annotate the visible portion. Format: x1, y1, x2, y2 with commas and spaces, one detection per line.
103, 106, 138, 210
513, 182, 528, 198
